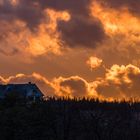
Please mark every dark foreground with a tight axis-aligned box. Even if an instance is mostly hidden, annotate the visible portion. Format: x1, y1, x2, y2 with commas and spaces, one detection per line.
0, 98, 140, 140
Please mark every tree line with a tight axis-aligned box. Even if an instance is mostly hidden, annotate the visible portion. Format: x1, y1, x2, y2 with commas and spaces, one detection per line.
0, 96, 140, 140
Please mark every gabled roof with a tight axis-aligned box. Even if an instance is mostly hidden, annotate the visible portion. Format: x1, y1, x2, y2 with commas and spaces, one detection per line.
0, 83, 44, 98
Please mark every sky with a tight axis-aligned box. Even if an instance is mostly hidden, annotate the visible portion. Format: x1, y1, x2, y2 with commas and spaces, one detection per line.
0, 0, 140, 100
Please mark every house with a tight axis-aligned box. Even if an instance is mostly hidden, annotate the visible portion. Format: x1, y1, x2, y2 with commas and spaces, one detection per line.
0, 82, 44, 102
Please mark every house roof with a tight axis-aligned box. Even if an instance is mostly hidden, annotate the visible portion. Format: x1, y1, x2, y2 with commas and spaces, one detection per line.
0, 83, 44, 98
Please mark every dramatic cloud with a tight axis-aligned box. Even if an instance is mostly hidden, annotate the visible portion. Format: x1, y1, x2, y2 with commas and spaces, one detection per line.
57, 17, 106, 48
43, 0, 106, 48
0, 0, 107, 58
95, 64, 140, 100
90, 1, 140, 68
0, 73, 54, 96
0, 73, 98, 98
0, 0, 43, 29
26, 9, 70, 57
1, 0, 140, 100
39, 0, 91, 15
0, 9, 70, 57
87, 56, 103, 69
41, 0, 106, 47
0, 0, 68, 57
91, 1, 140, 35
52, 76, 96, 98
99, 0, 140, 17
2, 64, 140, 100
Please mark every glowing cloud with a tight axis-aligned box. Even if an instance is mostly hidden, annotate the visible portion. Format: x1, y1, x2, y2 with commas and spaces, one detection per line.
50, 76, 98, 98
52, 76, 89, 98
1, 64, 140, 100
0, 8, 71, 58
0, 73, 54, 96
87, 56, 103, 70
95, 64, 140, 100
0, 73, 98, 99
90, 1, 140, 67
27, 9, 70, 56
91, 1, 140, 35
1, 0, 140, 100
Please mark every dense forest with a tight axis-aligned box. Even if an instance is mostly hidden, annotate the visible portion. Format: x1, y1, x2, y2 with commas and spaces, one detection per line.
0, 97, 140, 140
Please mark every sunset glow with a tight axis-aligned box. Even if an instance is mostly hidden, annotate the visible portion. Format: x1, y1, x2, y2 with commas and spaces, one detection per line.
0, 0, 140, 100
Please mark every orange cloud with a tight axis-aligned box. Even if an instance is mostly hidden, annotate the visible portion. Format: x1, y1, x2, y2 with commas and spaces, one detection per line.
1, 65, 140, 100
90, 1, 140, 67
27, 9, 70, 57
51, 76, 98, 98
91, 1, 140, 35
1, 0, 140, 101
87, 56, 103, 70
0, 8, 71, 59
95, 64, 140, 100
52, 76, 89, 98
0, 73, 54, 96
0, 73, 98, 98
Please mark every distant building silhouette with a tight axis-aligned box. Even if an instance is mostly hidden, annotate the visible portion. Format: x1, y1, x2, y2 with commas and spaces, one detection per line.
0, 82, 44, 101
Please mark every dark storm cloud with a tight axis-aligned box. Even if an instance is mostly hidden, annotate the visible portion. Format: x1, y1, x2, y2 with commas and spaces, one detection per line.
1, 0, 140, 50
39, 0, 91, 15
57, 17, 105, 47
0, 0, 43, 29
0, 0, 92, 29
40, 0, 106, 47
